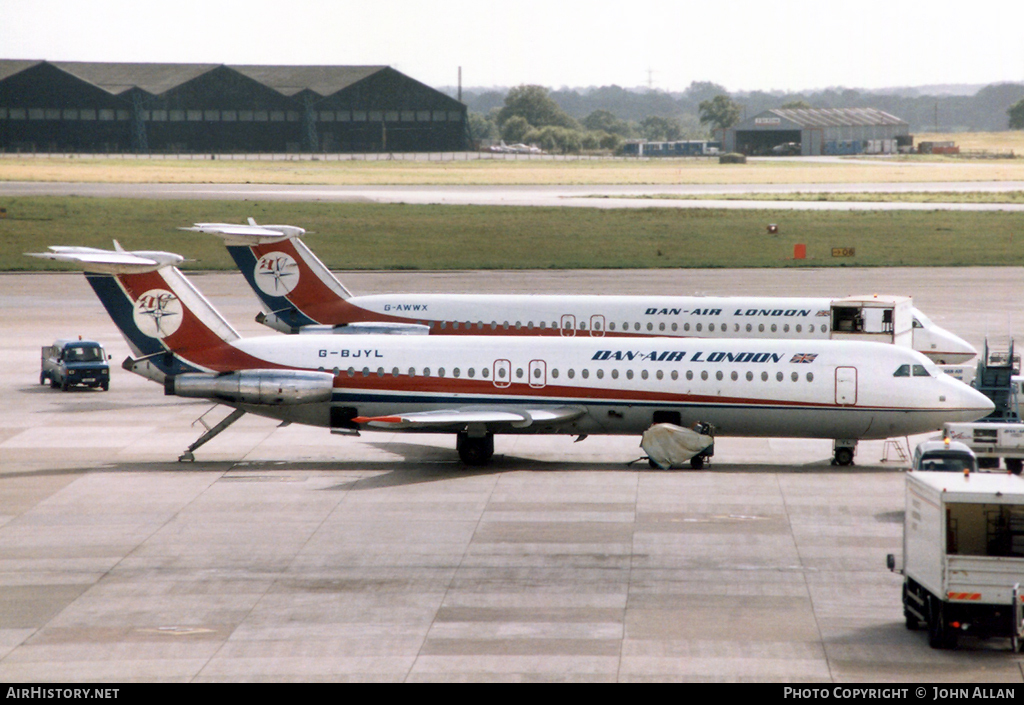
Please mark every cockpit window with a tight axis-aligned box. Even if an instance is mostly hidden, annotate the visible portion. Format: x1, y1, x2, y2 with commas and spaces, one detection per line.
912, 318, 923, 329
912, 365, 930, 377
893, 364, 910, 377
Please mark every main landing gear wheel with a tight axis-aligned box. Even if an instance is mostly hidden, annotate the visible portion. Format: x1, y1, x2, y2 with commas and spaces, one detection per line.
833, 447, 855, 466
457, 432, 494, 466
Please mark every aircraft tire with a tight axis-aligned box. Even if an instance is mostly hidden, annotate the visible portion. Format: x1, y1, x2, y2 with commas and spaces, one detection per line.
834, 447, 854, 466
457, 433, 494, 466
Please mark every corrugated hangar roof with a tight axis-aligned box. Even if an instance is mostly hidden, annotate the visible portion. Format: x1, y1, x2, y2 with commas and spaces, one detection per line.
758, 107, 907, 128
231, 65, 386, 97
0, 61, 394, 98
50, 62, 219, 96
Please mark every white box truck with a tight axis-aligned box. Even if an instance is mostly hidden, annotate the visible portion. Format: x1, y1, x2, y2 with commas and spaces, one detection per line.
888, 471, 1024, 650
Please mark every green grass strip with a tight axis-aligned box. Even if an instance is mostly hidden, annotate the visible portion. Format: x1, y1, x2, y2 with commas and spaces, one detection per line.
3, 196, 1023, 271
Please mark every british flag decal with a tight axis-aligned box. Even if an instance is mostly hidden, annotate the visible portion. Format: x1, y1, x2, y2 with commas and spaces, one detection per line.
790, 353, 818, 363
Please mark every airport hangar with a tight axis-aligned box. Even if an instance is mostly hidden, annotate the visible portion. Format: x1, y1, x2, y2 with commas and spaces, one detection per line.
0, 60, 468, 153
721, 107, 911, 156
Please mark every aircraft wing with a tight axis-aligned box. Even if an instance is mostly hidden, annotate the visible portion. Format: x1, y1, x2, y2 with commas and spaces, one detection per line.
353, 405, 586, 430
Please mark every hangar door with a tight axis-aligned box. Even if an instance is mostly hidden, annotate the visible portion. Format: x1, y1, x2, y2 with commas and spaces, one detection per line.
735, 130, 801, 156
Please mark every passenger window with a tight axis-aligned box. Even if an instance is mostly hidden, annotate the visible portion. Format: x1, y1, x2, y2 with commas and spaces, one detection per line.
671, 370, 678, 381
784, 324, 790, 333
609, 322, 616, 331
568, 369, 575, 379
362, 367, 370, 377
408, 367, 415, 376
913, 365, 931, 377
730, 371, 738, 381
709, 323, 715, 332
597, 369, 604, 379
654, 370, 660, 380
696, 323, 703, 332
391, 367, 399, 377
791, 371, 798, 382
746, 324, 752, 332
796, 324, 802, 333
746, 371, 753, 381
671, 323, 678, 332
377, 367, 384, 377
684, 323, 690, 332
468, 368, 475, 378
438, 368, 446, 378
716, 371, 723, 381
761, 371, 768, 381
626, 370, 634, 380
551, 369, 559, 378
686, 370, 693, 381
483, 368, 490, 378
634, 323, 640, 331
642, 370, 649, 380
771, 324, 777, 333
776, 371, 783, 382
424, 367, 431, 377
516, 368, 524, 378
759, 324, 765, 333
582, 369, 589, 379
647, 323, 653, 331
893, 364, 910, 377
612, 370, 619, 379
659, 323, 665, 332
807, 372, 814, 382
701, 371, 708, 381
453, 368, 460, 378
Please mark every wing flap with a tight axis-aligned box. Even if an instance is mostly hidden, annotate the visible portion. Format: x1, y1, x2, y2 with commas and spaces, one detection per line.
353, 406, 586, 430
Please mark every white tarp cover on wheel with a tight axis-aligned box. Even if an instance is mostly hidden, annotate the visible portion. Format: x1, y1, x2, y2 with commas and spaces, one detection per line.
641, 423, 713, 469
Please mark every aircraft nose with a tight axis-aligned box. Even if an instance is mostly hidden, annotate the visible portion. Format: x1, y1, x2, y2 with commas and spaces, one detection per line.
934, 329, 978, 364
954, 383, 995, 422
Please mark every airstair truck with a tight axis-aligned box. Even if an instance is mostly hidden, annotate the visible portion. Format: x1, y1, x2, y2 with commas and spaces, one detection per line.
888, 471, 1024, 650
943, 340, 1024, 474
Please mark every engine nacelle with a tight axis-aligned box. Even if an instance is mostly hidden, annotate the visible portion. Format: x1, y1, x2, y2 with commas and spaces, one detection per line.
167, 369, 334, 405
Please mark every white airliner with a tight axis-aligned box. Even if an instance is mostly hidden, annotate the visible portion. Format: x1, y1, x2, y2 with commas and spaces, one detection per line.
27, 245, 993, 467
185, 221, 977, 364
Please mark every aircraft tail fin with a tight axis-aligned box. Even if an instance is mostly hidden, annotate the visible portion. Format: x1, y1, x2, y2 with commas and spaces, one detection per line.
188, 221, 353, 332
26, 245, 247, 379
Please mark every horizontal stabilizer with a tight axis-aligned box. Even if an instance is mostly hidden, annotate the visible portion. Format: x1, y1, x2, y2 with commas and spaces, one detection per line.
182, 221, 306, 245
353, 405, 585, 430
25, 245, 184, 273
641, 423, 714, 469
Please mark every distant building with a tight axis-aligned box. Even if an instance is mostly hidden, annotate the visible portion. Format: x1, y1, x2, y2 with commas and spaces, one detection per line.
0, 61, 467, 153
722, 108, 911, 156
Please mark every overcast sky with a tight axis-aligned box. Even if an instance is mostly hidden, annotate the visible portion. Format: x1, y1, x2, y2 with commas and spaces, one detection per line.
4, 0, 1022, 93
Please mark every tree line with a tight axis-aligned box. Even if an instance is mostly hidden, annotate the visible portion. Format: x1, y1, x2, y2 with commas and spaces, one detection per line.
459, 81, 1024, 153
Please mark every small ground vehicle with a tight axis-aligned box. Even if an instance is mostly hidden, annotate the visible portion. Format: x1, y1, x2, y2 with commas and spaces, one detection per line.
40, 338, 110, 391
888, 471, 1024, 650
911, 438, 979, 473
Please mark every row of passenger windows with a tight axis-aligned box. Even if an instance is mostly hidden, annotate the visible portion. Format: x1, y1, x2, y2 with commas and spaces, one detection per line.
320, 365, 816, 383
428, 319, 828, 334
